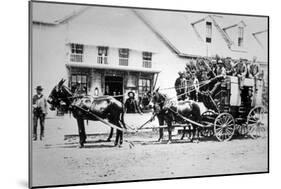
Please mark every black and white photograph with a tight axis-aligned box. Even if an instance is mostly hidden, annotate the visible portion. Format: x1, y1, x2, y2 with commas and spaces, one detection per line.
29, 1, 269, 188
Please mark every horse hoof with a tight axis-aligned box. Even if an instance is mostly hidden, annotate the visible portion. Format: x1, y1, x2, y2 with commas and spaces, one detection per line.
157, 138, 163, 142
78, 144, 84, 148
106, 138, 111, 142
167, 140, 172, 144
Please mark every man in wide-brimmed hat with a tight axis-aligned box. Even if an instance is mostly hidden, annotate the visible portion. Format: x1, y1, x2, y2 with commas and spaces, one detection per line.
32, 85, 48, 141
124, 91, 142, 113
174, 71, 187, 101
234, 58, 247, 90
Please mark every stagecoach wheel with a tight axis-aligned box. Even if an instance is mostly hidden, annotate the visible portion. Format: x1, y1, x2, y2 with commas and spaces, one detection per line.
247, 106, 266, 139
214, 113, 235, 142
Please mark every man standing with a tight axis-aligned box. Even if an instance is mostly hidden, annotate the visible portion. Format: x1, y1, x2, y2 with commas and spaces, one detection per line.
32, 86, 48, 141
248, 56, 260, 81
234, 58, 247, 90
124, 91, 142, 114
174, 71, 187, 101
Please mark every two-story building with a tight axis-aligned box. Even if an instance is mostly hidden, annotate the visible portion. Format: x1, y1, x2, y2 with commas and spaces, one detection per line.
31, 2, 268, 102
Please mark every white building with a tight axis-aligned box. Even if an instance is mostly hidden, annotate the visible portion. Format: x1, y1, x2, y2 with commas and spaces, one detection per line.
31, 2, 268, 100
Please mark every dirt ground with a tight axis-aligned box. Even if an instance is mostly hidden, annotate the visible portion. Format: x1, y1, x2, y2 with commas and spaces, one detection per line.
31, 113, 268, 187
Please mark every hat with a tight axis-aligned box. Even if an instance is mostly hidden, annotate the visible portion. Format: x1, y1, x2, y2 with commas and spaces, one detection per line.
178, 71, 183, 75
128, 91, 135, 97
218, 60, 223, 64
36, 85, 43, 91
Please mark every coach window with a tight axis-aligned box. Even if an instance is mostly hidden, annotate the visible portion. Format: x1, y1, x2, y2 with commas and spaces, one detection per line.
97, 46, 108, 64
238, 27, 244, 47
70, 43, 84, 62
119, 48, 129, 66
142, 52, 152, 68
206, 22, 212, 43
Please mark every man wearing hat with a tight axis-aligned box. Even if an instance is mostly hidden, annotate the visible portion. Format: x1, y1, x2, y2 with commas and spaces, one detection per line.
174, 71, 187, 101
208, 60, 226, 98
124, 91, 142, 114
234, 58, 247, 90
32, 85, 48, 141
248, 56, 261, 93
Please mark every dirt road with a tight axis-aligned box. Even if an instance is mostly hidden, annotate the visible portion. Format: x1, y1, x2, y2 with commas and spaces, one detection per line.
31, 114, 268, 187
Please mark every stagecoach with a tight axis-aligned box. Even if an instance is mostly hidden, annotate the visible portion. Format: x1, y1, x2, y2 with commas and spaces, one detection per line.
49, 75, 267, 148
193, 76, 267, 141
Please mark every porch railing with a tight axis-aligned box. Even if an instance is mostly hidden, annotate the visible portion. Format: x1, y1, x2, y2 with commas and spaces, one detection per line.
70, 54, 83, 62
119, 58, 129, 66
142, 60, 152, 68
97, 56, 108, 64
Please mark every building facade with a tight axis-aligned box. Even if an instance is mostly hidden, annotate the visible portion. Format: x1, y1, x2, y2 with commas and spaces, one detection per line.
32, 3, 268, 103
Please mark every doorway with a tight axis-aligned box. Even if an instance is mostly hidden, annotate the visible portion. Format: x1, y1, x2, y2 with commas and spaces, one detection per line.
104, 76, 123, 102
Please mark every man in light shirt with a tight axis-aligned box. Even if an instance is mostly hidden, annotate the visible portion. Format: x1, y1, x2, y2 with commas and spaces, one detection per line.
32, 85, 48, 141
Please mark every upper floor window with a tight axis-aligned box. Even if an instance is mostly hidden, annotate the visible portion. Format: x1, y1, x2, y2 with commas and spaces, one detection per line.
238, 27, 244, 47
119, 48, 129, 66
97, 46, 108, 64
142, 52, 152, 68
206, 22, 212, 43
70, 43, 83, 62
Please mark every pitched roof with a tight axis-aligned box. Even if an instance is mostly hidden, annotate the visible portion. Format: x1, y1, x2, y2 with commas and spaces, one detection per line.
32, 2, 86, 25
32, 2, 268, 62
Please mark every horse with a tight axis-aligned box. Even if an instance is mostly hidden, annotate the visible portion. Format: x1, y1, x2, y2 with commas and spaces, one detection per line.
149, 88, 203, 143
47, 79, 126, 148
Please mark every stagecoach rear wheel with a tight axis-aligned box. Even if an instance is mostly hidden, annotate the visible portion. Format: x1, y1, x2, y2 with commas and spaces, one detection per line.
214, 113, 235, 142
247, 106, 266, 139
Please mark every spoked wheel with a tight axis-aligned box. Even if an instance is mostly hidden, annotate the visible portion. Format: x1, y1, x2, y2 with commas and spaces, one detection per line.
247, 106, 266, 139
214, 113, 235, 142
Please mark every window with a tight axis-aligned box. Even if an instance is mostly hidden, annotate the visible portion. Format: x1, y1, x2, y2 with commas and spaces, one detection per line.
70, 74, 88, 94
138, 79, 151, 96
97, 46, 108, 64
142, 52, 152, 68
119, 48, 129, 66
206, 22, 212, 43
70, 43, 84, 62
238, 27, 244, 47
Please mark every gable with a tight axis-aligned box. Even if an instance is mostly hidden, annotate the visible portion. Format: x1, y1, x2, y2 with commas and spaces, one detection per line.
64, 6, 168, 53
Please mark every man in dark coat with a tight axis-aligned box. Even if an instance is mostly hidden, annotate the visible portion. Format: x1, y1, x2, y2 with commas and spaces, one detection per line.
234, 58, 247, 90
175, 71, 187, 101
32, 86, 48, 141
124, 91, 142, 113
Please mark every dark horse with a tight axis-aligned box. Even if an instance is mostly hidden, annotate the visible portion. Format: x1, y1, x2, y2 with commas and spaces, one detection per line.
150, 88, 202, 143
47, 79, 126, 148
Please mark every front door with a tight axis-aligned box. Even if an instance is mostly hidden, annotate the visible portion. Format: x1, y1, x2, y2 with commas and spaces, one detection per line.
104, 76, 123, 102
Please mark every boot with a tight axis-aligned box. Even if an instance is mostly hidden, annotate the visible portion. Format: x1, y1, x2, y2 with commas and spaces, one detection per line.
40, 133, 44, 141
33, 135, 37, 141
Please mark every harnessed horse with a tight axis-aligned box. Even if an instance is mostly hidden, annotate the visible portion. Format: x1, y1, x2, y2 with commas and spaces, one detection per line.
47, 79, 126, 148
149, 88, 203, 143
